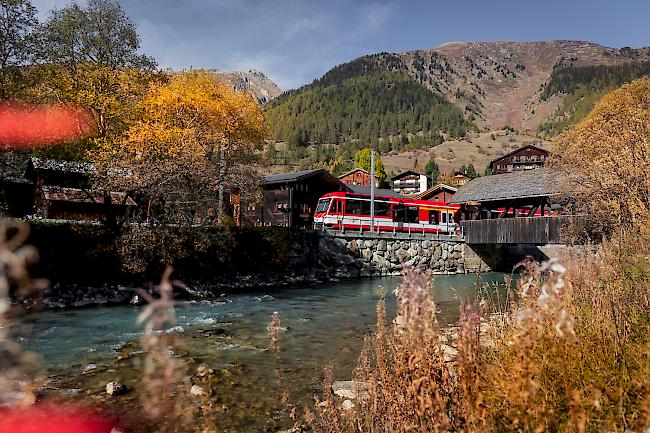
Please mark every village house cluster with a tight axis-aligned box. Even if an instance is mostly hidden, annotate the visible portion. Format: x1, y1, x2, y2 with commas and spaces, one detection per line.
0, 144, 551, 229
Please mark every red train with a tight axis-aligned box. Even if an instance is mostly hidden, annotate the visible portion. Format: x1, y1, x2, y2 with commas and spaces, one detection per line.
313, 191, 461, 234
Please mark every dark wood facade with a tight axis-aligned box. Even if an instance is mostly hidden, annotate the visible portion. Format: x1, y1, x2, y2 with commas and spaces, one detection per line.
450, 170, 565, 244
338, 168, 378, 187
490, 144, 549, 175
241, 169, 351, 228
461, 217, 562, 244
26, 157, 137, 222
415, 184, 458, 203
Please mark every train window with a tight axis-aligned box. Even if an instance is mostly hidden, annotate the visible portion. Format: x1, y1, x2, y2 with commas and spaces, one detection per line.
330, 200, 341, 215
376, 201, 391, 216
429, 210, 439, 224
315, 199, 331, 213
360, 200, 371, 215
406, 206, 419, 223
441, 212, 447, 223
346, 199, 362, 215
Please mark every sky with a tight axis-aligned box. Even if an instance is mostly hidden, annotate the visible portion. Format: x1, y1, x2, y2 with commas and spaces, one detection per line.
32, 0, 650, 90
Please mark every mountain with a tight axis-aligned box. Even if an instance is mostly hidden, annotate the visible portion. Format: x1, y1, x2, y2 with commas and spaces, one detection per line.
266, 65, 475, 148
395, 40, 650, 131
213, 69, 282, 104
267, 40, 650, 144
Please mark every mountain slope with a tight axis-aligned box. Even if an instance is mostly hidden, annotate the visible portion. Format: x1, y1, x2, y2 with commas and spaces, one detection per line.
213, 69, 282, 104
268, 41, 650, 144
266, 57, 475, 147
394, 41, 650, 130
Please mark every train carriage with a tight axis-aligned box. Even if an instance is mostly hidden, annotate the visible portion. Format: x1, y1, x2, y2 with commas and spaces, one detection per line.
313, 192, 461, 235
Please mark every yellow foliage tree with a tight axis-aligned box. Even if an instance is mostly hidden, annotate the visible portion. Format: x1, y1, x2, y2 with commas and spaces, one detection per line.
553, 77, 650, 235
93, 70, 267, 225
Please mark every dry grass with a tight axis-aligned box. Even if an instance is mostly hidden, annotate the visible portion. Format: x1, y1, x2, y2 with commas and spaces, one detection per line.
0, 219, 47, 408
298, 233, 650, 433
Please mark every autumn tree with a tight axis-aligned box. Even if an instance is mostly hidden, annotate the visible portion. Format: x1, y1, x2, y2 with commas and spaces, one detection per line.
553, 77, 650, 236
22, 0, 160, 159
93, 70, 267, 226
354, 148, 387, 185
0, 0, 38, 98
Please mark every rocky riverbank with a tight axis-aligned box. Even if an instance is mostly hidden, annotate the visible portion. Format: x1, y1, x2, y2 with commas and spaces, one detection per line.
35, 230, 489, 310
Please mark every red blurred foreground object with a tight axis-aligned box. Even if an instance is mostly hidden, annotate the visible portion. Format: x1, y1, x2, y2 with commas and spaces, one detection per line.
0, 103, 94, 149
0, 404, 116, 433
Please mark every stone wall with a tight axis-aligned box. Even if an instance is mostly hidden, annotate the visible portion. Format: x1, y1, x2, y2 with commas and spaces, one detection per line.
317, 233, 490, 278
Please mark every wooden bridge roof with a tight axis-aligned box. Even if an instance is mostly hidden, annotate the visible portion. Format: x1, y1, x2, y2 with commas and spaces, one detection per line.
449, 169, 564, 205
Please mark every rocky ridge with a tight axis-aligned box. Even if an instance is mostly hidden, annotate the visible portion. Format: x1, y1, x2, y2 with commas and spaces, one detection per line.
213, 69, 282, 104
312, 41, 650, 131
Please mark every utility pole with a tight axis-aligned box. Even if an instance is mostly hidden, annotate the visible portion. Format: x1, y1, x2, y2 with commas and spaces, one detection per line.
370, 148, 375, 233
218, 145, 225, 223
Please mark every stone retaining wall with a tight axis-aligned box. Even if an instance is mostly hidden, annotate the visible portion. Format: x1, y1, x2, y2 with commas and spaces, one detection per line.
318, 234, 490, 278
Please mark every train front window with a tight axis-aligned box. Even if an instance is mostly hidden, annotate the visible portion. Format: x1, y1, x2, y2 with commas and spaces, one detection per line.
315, 198, 331, 213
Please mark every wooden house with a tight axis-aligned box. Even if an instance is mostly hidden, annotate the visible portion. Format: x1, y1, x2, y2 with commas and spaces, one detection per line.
26, 157, 137, 222
390, 170, 429, 195
415, 184, 458, 202
489, 144, 549, 175
443, 172, 472, 188
241, 169, 351, 228
338, 168, 378, 187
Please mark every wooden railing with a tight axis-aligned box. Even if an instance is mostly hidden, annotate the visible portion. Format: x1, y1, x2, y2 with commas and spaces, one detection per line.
460, 216, 563, 244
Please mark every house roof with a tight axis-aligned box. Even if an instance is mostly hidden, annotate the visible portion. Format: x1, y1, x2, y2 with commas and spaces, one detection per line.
489, 144, 549, 167
391, 170, 424, 181
29, 157, 95, 174
41, 186, 136, 206
338, 167, 370, 178
449, 169, 564, 204
348, 184, 404, 198
415, 183, 458, 200
262, 168, 350, 190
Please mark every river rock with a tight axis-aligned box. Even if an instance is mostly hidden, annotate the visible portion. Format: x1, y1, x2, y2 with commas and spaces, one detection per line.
105, 381, 125, 396
190, 384, 208, 397
377, 240, 387, 252
341, 400, 355, 411
332, 380, 370, 400
130, 295, 143, 305
196, 364, 214, 377
442, 345, 458, 362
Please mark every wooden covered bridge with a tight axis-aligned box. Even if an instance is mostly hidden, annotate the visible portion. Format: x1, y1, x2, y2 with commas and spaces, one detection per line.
450, 169, 567, 245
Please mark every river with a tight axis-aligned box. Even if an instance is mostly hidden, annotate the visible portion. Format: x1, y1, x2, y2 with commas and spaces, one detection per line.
23, 273, 507, 432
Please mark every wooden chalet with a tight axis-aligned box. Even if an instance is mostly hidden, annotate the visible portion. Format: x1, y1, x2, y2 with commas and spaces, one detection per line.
241, 169, 350, 228
415, 183, 458, 202
37, 186, 136, 221
26, 157, 137, 222
338, 167, 378, 187
444, 172, 471, 187
450, 169, 565, 244
391, 170, 429, 195
489, 144, 549, 175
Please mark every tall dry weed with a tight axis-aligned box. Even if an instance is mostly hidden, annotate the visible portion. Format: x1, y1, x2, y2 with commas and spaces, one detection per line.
303, 234, 650, 433
0, 219, 47, 408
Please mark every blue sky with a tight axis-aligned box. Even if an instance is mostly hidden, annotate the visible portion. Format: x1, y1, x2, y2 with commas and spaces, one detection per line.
33, 0, 650, 90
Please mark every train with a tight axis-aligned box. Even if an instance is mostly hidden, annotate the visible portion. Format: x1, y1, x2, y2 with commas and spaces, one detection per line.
313, 191, 461, 235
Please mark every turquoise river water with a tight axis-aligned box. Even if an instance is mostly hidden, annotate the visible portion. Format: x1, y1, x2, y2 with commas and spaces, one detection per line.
22, 273, 507, 432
